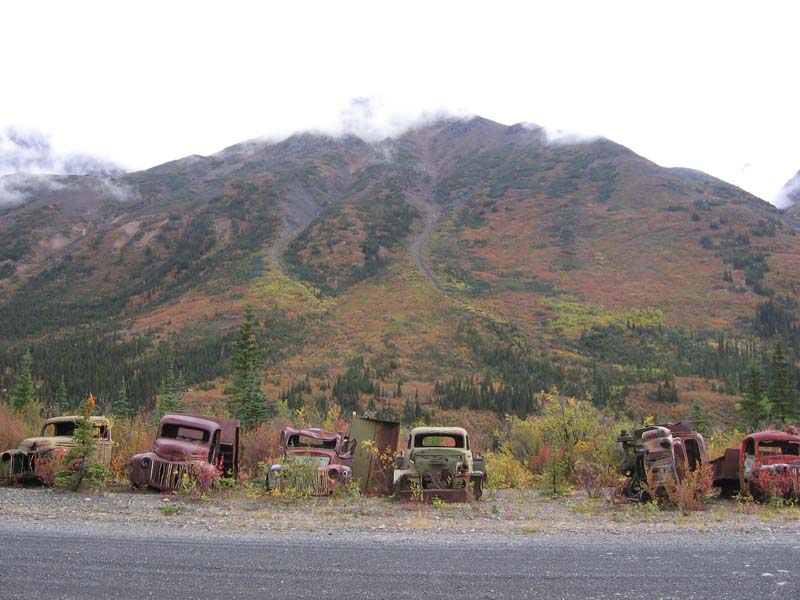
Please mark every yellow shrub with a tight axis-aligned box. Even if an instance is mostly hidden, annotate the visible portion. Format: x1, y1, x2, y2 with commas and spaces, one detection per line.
485, 448, 533, 490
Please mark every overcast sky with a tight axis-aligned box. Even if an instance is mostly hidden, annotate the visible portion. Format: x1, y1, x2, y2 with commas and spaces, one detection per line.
2, 1, 798, 205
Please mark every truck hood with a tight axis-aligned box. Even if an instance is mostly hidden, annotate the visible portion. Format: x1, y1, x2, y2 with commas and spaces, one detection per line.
154, 438, 208, 462
19, 436, 76, 452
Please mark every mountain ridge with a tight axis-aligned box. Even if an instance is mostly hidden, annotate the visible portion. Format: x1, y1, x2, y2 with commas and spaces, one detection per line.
1, 116, 798, 426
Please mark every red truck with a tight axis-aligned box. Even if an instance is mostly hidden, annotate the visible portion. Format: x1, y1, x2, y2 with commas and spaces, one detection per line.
712, 429, 800, 500
129, 413, 240, 491
266, 427, 355, 495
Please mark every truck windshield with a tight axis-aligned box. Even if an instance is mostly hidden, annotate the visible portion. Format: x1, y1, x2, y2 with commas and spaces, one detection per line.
42, 421, 107, 439
758, 441, 800, 456
43, 422, 77, 437
414, 434, 465, 448
287, 435, 337, 449
161, 424, 210, 444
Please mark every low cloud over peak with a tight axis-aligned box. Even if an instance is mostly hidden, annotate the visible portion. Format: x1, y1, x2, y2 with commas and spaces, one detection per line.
0, 128, 123, 178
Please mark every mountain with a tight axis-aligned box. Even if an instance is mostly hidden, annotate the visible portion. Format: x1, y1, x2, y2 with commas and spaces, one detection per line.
1, 117, 798, 425
780, 170, 800, 217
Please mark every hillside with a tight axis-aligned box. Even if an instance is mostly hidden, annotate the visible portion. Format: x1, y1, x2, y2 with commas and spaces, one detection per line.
1, 117, 798, 426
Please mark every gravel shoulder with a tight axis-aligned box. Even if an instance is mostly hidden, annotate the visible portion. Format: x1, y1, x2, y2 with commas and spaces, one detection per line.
2, 485, 799, 543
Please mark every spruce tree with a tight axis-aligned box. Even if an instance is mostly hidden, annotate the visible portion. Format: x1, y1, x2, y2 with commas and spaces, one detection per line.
12, 350, 35, 412
769, 341, 796, 426
114, 376, 130, 420
236, 369, 269, 430
156, 363, 186, 419
690, 400, 708, 435
55, 376, 69, 415
227, 307, 268, 428
60, 394, 99, 491
738, 365, 771, 432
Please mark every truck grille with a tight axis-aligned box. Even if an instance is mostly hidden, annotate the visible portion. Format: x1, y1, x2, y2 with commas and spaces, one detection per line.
315, 471, 329, 495
149, 458, 189, 490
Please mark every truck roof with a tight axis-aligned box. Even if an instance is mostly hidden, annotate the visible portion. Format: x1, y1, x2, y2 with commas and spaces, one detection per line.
410, 427, 469, 437
745, 431, 800, 444
162, 413, 240, 446
45, 415, 110, 426
284, 427, 341, 441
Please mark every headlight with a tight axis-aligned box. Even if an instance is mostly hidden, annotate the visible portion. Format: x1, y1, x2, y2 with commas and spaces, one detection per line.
328, 469, 339, 479
141, 457, 152, 468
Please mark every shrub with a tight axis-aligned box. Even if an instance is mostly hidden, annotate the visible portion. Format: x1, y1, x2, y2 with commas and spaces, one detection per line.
0, 403, 36, 451
749, 466, 798, 501
109, 415, 155, 481
496, 394, 626, 492
664, 461, 715, 512
240, 420, 288, 480
485, 448, 533, 490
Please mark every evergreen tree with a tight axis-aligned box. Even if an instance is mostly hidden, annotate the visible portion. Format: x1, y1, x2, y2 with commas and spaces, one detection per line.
690, 400, 708, 435
55, 376, 69, 415
114, 376, 130, 420
738, 365, 771, 432
227, 307, 268, 429
59, 394, 99, 491
12, 350, 35, 412
769, 341, 797, 425
156, 363, 186, 419
236, 369, 269, 430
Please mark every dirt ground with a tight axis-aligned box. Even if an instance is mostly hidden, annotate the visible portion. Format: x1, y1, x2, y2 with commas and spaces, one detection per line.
1, 484, 798, 539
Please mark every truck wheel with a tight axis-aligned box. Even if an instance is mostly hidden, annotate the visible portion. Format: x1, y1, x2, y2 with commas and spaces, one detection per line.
471, 477, 483, 501
717, 481, 737, 499
748, 480, 764, 502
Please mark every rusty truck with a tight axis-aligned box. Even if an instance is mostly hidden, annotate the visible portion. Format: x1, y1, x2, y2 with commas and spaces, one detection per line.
393, 426, 485, 502
712, 429, 800, 500
267, 427, 355, 495
0, 415, 112, 485
617, 422, 708, 501
129, 413, 240, 491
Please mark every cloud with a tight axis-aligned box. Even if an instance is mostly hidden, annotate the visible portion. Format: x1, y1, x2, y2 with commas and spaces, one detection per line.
336, 97, 468, 142
543, 126, 601, 146
0, 127, 123, 177
0, 128, 127, 207
775, 171, 800, 209
0, 173, 66, 207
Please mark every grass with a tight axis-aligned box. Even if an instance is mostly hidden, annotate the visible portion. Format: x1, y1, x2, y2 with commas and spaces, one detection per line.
159, 503, 181, 516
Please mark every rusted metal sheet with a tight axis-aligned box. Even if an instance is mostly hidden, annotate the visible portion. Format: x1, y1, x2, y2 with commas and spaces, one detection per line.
349, 414, 400, 496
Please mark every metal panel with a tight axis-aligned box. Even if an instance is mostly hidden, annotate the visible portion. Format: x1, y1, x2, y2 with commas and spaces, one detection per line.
348, 415, 400, 495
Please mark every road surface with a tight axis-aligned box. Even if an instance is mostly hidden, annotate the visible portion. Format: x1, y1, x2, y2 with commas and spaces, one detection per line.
1, 527, 797, 599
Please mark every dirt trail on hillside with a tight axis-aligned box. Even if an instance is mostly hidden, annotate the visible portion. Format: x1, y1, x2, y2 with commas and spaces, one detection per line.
406, 140, 452, 297
266, 194, 323, 272
409, 198, 446, 294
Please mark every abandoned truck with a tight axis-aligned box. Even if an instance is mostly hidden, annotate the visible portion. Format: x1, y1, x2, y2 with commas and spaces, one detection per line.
393, 426, 485, 502
266, 427, 354, 495
129, 413, 240, 491
0, 415, 112, 484
712, 429, 800, 500
617, 422, 708, 501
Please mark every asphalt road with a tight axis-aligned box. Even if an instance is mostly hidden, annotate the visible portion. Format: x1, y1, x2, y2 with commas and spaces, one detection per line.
1, 528, 798, 599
